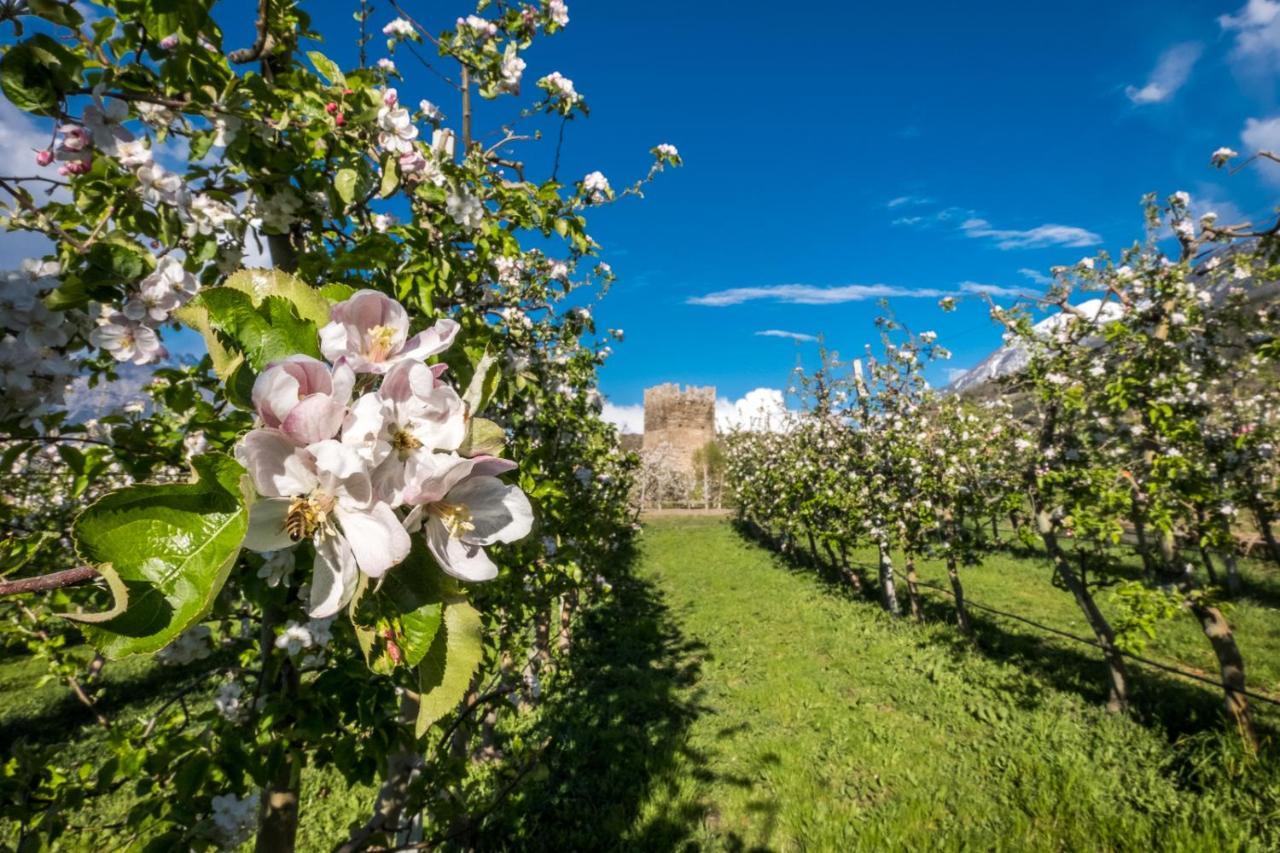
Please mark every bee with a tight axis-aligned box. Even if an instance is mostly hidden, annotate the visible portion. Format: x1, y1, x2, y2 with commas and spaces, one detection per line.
285, 498, 319, 542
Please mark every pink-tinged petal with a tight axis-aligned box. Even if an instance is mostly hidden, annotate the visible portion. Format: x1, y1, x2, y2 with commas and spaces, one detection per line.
251, 366, 299, 428
335, 503, 410, 578
319, 319, 353, 363
396, 317, 459, 363
281, 394, 347, 445
234, 429, 318, 497
330, 360, 355, 403
310, 532, 358, 618
430, 363, 450, 382
341, 393, 392, 465
447, 476, 533, 545
310, 439, 374, 506
403, 454, 518, 505
378, 359, 427, 403
285, 354, 333, 395
243, 498, 295, 551
425, 516, 498, 582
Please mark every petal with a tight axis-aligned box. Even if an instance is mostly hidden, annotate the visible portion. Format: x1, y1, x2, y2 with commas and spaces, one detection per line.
310, 532, 358, 618
310, 439, 374, 506
396, 317, 460, 362
341, 393, 392, 465
425, 516, 498, 582
447, 476, 534, 545
281, 394, 347, 445
330, 360, 355, 404
243, 498, 295, 551
234, 429, 317, 497
335, 503, 411, 578
319, 320, 353, 363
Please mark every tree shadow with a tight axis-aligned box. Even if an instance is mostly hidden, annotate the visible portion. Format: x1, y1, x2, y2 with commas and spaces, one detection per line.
731, 519, 1279, 751
473, 547, 722, 850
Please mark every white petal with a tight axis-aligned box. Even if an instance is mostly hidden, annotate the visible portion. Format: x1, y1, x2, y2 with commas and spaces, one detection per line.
281, 394, 347, 445
448, 476, 533, 545
425, 516, 498, 581
243, 498, 295, 551
234, 429, 317, 497
310, 532, 358, 618
335, 503, 411, 578
396, 317, 459, 363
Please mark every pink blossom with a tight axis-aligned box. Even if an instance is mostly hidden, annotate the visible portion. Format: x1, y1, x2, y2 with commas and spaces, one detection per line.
319, 289, 458, 374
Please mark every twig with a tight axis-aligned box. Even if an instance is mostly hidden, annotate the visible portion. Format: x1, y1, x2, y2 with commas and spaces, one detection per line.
0, 565, 100, 597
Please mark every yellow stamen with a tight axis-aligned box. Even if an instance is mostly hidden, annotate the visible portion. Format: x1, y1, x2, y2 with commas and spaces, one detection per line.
368, 325, 399, 362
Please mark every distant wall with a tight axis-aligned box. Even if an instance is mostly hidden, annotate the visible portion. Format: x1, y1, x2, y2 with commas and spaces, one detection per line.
642, 383, 716, 472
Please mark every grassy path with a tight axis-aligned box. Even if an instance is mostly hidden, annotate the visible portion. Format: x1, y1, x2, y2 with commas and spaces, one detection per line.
481, 516, 1274, 851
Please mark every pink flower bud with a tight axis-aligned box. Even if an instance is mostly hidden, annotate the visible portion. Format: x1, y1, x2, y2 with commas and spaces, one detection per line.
34, 149, 53, 167
325, 101, 339, 114
335, 113, 346, 127
159, 34, 179, 50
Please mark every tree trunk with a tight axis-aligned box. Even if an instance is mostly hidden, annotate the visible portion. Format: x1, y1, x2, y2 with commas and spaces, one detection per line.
805, 530, 820, 567
1187, 599, 1257, 749
904, 555, 923, 622
1223, 548, 1243, 596
877, 540, 901, 617
1037, 511, 1129, 712
557, 590, 576, 655
945, 548, 971, 635
1250, 500, 1280, 567
990, 515, 999, 539
837, 541, 864, 594
1129, 509, 1157, 579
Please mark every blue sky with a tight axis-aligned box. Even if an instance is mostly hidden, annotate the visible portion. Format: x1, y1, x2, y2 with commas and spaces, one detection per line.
5, 1, 1280, 429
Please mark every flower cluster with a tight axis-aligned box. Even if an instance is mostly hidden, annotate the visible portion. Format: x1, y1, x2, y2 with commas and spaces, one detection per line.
91, 257, 202, 365
0, 260, 83, 420
235, 290, 534, 619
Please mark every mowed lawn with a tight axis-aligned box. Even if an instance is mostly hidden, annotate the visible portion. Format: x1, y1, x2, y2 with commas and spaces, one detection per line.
482, 516, 1280, 851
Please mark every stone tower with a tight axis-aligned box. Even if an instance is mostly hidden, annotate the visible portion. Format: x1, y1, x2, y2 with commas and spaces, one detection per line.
642, 384, 716, 473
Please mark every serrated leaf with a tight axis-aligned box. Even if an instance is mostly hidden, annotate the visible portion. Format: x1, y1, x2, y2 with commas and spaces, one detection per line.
194, 288, 321, 372
58, 563, 128, 624
319, 283, 356, 304
26, 0, 85, 29
354, 539, 448, 673
458, 417, 505, 458
71, 454, 250, 659
307, 50, 345, 86
335, 168, 359, 206
222, 268, 332, 328
415, 597, 484, 736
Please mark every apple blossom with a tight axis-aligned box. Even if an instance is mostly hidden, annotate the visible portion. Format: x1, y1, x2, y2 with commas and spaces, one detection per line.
545, 0, 569, 26
404, 456, 534, 582
445, 190, 484, 229
383, 17, 415, 38
320, 289, 460, 374
236, 432, 411, 617
90, 312, 166, 364
252, 355, 355, 445
539, 71, 581, 103
342, 359, 466, 504
498, 45, 526, 94
457, 14, 497, 39
582, 170, 611, 203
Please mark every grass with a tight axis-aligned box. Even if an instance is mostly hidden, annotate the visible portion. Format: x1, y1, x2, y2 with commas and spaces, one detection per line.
5, 516, 1280, 850
480, 516, 1280, 850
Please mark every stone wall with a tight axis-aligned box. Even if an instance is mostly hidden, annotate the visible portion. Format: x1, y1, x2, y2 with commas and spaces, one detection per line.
642, 383, 716, 473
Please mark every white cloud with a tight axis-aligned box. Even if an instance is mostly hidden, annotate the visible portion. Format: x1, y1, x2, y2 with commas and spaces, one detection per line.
1124, 42, 1202, 105
960, 218, 1101, 250
715, 388, 796, 432
687, 283, 951, 307
1219, 0, 1280, 74
755, 329, 818, 342
1243, 114, 1280, 152
1018, 267, 1053, 286
959, 281, 1035, 299
944, 367, 970, 384
892, 215, 924, 226
887, 195, 932, 208
601, 401, 645, 434
0, 100, 58, 268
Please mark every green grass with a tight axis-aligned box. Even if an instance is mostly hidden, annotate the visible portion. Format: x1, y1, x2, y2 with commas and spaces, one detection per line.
479, 516, 1280, 851
6, 517, 1280, 850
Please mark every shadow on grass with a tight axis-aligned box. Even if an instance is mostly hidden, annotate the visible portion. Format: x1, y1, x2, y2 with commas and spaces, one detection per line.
473, 548, 724, 851
731, 518, 1278, 752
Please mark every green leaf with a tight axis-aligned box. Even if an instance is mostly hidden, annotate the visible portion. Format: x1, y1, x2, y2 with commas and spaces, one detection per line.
307, 50, 345, 87
461, 351, 500, 417
71, 454, 250, 659
196, 288, 322, 371
26, 0, 85, 28
0, 35, 81, 114
353, 540, 449, 673
379, 156, 400, 198
415, 597, 484, 736
222, 268, 333, 328
335, 168, 359, 206
458, 417, 505, 458
58, 563, 129, 624
318, 283, 356, 304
